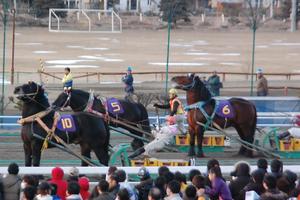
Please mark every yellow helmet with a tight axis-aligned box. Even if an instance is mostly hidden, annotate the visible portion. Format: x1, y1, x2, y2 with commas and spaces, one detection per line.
169, 88, 177, 95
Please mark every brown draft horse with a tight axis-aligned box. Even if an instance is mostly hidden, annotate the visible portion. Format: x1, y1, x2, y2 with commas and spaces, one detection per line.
171, 74, 257, 157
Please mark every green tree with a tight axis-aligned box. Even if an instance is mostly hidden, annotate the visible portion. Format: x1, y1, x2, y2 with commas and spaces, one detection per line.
32, 0, 65, 18
159, 0, 190, 25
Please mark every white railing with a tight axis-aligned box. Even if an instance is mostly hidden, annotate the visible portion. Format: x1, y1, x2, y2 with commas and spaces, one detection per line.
49, 9, 60, 31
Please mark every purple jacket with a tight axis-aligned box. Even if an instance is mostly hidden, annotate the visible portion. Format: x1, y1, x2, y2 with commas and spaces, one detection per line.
205, 177, 232, 200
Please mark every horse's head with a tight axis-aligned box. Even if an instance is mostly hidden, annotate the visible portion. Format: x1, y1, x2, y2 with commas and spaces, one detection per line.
14, 81, 44, 102
52, 91, 70, 109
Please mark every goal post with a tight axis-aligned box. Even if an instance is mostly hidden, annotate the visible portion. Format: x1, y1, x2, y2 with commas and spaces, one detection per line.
49, 9, 122, 33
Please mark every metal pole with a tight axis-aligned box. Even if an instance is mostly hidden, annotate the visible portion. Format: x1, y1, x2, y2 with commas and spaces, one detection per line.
165, 12, 171, 99
11, 9, 16, 85
291, 0, 297, 32
1, 1, 8, 115
250, 22, 256, 96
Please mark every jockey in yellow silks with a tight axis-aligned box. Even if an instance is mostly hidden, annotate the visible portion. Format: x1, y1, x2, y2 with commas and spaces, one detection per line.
62, 67, 73, 93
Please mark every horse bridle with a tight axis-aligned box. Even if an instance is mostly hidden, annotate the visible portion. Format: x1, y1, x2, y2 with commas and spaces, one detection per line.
61, 92, 71, 108
181, 75, 197, 90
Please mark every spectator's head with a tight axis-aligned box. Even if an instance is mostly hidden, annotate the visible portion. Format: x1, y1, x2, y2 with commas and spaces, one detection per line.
23, 185, 37, 200
192, 175, 205, 189
51, 166, 64, 181
283, 170, 297, 186
116, 188, 130, 200
166, 180, 181, 197
49, 183, 58, 196
66, 181, 80, 196
188, 169, 201, 182
116, 169, 127, 182
257, 158, 268, 171
127, 66, 132, 73
207, 159, 220, 172
64, 67, 71, 75
158, 166, 170, 177
148, 187, 161, 200
251, 169, 265, 184
38, 181, 51, 196
276, 177, 290, 194
164, 171, 175, 184
270, 159, 283, 173
263, 174, 277, 190
174, 171, 186, 184
107, 166, 118, 180
68, 166, 79, 182
8, 162, 19, 175
78, 177, 90, 195
230, 161, 250, 177
256, 68, 263, 78
138, 167, 150, 181
208, 166, 222, 181
21, 175, 37, 189
184, 185, 197, 200
97, 179, 109, 194
154, 176, 166, 190
108, 172, 119, 190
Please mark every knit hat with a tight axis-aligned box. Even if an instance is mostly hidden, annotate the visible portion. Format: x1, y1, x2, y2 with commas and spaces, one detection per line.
69, 167, 79, 177
256, 68, 263, 74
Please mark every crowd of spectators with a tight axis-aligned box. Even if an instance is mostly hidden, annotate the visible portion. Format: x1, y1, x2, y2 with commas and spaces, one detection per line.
0, 158, 299, 200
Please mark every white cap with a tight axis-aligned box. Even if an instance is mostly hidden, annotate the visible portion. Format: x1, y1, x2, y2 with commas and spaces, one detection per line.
256, 68, 263, 74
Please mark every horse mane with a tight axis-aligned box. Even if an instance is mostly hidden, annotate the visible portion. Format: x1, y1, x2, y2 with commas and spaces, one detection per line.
194, 76, 211, 101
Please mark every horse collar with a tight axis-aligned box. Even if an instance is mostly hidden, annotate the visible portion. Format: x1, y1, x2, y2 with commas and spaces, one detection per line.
84, 90, 95, 112
182, 76, 197, 90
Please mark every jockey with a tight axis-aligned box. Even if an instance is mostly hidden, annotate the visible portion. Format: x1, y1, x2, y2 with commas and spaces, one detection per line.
62, 67, 73, 93
128, 116, 182, 159
278, 115, 300, 139
154, 88, 186, 134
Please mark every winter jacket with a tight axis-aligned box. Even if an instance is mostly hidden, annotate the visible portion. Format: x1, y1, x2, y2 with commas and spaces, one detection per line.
229, 176, 251, 200
2, 174, 21, 200
92, 192, 114, 200
205, 177, 232, 200
66, 194, 82, 200
108, 184, 120, 199
122, 74, 134, 93
164, 193, 183, 200
49, 167, 68, 200
35, 194, 53, 200
135, 178, 153, 200
238, 181, 264, 199
79, 177, 90, 200
120, 182, 138, 200
260, 189, 288, 200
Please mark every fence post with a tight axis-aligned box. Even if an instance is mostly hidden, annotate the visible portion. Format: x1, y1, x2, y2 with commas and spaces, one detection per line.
86, 73, 89, 83
222, 73, 225, 82
98, 73, 100, 83
284, 86, 288, 96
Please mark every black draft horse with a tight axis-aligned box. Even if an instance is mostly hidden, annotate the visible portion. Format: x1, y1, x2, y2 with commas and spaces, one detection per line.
171, 74, 257, 157
14, 82, 110, 166
52, 89, 151, 150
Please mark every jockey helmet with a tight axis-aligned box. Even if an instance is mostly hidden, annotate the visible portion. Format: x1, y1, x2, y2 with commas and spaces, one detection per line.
127, 66, 132, 71
169, 88, 177, 95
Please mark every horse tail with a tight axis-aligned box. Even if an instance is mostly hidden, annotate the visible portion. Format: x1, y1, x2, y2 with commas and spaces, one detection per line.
251, 104, 257, 139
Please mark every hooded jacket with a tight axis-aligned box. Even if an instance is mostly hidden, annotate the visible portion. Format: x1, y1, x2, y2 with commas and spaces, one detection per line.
49, 167, 67, 200
260, 189, 288, 200
78, 177, 90, 200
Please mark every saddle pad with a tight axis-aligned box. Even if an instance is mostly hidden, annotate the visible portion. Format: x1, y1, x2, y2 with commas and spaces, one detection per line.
216, 100, 235, 118
106, 98, 124, 116
57, 115, 76, 132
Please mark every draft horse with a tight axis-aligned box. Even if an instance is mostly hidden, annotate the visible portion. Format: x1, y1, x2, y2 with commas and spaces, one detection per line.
171, 74, 257, 157
14, 82, 110, 166
52, 89, 151, 150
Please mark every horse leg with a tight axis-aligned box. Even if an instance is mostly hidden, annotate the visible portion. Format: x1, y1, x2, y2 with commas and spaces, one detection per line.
188, 127, 196, 156
24, 142, 32, 166
31, 141, 42, 166
196, 126, 205, 157
130, 129, 144, 151
80, 143, 91, 166
92, 147, 109, 166
235, 125, 254, 157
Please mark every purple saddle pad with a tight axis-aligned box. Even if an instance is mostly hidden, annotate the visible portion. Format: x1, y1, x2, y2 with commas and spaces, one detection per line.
216, 100, 235, 118
57, 115, 76, 132
106, 98, 124, 116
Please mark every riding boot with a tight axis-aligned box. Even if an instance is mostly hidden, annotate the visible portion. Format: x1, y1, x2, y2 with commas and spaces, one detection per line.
278, 131, 290, 140
128, 147, 145, 159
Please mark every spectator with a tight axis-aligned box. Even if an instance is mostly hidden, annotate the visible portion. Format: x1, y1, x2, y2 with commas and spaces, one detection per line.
229, 161, 251, 200
192, 175, 205, 190
49, 167, 68, 200
260, 174, 288, 200
256, 158, 268, 175
276, 177, 290, 196
188, 169, 201, 182
148, 187, 161, 200
270, 159, 283, 180
66, 182, 82, 200
116, 170, 138, 200
256, 68, 268, 96
2, 162, 21, 200
62, 67, 73, 93
23, 185, 37, 200
154, 176, 166, 199
50, 183, 61, 200
36, 181, 53, 200
239, 169, 265, 199
158, 166, 170, 177
93, 179, 113, 200
207, 71, 222, 96
199, 166, 232, 200
106, 166, 118, 182
163, 172, 175, 185
183, 185, 197, 200
78, 177, 90, 200
165, 180, 182, 200
174, 172, 187, 193
121, 66, 134, 101
20, 175, 38, 200
282, 170, 298, 197
205, 159, 222, 189
116, 188, 130, 200
68, 167, 79, 182
135, 167, 153, 200
108, 173, 120, 199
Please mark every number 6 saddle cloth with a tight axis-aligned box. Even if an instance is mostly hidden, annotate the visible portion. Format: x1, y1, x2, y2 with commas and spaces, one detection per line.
215, 100, 235, 119
57, 114, 76, 132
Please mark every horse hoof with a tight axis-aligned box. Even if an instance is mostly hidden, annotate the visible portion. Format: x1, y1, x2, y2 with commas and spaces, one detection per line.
196, 152, 205, 158
188, 148, 196, 157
